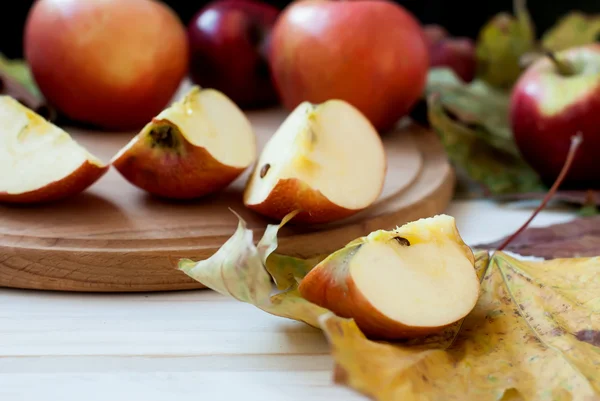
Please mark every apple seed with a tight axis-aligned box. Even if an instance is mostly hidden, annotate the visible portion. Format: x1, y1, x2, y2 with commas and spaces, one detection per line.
260, 163, 271, 178
393, 236, 410, 246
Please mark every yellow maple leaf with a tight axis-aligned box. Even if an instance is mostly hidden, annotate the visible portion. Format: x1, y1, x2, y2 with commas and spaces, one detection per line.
320, 252, 600, 401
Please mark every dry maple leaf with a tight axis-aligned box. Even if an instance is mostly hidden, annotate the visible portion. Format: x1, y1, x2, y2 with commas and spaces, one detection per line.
320, 251, 600, 401
178, 210, 328, 328
476, 216, 600, 259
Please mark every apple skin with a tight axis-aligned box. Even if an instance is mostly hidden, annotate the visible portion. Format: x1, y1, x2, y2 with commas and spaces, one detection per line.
269, 0, 429, 133
429, 37, 477, 83
187, 0, 280, 109
112, 119, 247, 200
0, 161, 108, 204
509, 44, 600, 189
244, 178, 360, 224
24, 0, 189, 131
423, 24, 449, 47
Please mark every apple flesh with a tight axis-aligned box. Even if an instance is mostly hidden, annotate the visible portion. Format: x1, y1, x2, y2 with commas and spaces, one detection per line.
187, 0, 280, 109
269, 0, 429, 133
510, 44, 600, 188
112, 86, 257, 200
299, 214, 480, 340
0, 95, 108, 204
243, 100, 386, 224
24, 0, 189, 131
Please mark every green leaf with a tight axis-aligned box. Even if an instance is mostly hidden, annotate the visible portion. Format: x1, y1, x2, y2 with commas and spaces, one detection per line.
0, 54, 41, 99
427, 91, 545, 195
475, 0, 535, 89
542, 12, 600, 52
426, 69, 517, 157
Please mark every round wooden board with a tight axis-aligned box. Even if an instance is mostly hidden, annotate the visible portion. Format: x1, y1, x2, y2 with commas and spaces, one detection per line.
0, 109, 454, 292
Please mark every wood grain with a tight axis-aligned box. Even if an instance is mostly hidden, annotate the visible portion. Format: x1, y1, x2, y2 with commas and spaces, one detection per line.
0, 109, 454, 292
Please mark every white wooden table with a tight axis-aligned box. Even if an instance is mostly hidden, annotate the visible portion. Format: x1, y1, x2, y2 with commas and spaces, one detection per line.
0, 200, 576, 401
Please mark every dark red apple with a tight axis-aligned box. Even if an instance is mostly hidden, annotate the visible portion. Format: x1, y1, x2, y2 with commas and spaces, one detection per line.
429, 38, 477, 83
423, 24, 449, 47
187, 0, 280, 109
24, 0, 189, 131
269, 0, 429, 133
510, 44, 600, 189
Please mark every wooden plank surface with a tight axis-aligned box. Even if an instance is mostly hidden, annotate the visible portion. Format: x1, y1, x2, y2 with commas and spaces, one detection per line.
0, 200, 577, 401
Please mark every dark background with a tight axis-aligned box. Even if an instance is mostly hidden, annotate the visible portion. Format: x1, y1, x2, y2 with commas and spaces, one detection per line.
1, 0, 600, 59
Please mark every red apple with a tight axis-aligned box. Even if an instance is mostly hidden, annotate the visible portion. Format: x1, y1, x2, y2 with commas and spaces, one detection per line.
429, 37, 477, 83
423, 24, 449, 47
510, 44, 600, 188
112, 86, 257, 200
187, 0, 280, 109
24, 0, 189, 131
269, 0, 429, 133
0, 96, 108, 204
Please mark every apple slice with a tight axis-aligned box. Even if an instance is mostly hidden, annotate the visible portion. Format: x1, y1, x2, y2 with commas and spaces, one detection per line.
0, 95, 108, 204
112, 86, 257, 199
298, 214, 480, 340
243, 100, 386, 224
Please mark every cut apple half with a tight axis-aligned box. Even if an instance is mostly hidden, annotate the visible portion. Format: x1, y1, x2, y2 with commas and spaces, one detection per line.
298, 214, 480, 340
112, 86, 257, 199
0, 95, 108, 204
244, 100, 386, 224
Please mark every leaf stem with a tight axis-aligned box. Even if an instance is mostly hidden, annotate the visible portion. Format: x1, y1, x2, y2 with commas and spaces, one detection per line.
496, 133, 583, 252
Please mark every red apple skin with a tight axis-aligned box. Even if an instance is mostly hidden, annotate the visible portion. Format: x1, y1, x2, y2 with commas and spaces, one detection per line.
269, 0, 429, 133
0, 162, 108, 204
245, 178, 361, 224
510, 44, 600, 188
187, 0, 280, 109
112, 119, 246, 200
429, 38, 477, 83
423, 24, 449, 47
24, 0, 189, 131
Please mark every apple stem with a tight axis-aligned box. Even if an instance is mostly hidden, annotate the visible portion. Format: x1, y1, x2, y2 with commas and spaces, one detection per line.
545, 50, 576, 76
495, 132, 583, 252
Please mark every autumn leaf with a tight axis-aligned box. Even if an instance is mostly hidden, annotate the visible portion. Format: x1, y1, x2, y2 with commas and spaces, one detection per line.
426, 68, 516, 155
427, 91, 545, 195
542, 12, 600, 52
476, 216, 600, 259
320, 251, 600, 401
0, 54, 41, 99
178, 210, 328, 327
265, 253, 327, 290
475, 0, 535, 89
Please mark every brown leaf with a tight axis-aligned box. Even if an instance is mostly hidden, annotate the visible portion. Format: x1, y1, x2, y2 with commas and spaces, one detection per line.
320, 252, 600, 401
475, 216, 600, 258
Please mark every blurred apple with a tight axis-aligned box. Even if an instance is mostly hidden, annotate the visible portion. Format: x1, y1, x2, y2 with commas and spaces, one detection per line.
510, 45, 600, 189
429, 37, 477, 83
24, 0, 189, 131
269, 0, 429, 133
423, 24, 449, 47
187, 0, 280, 109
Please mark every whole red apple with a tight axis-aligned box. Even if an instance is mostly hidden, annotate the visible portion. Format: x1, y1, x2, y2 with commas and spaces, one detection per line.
24, 0, 189, 131
510, 44, 600, 188
269, 0, 429, 133
429, 38, 477, 83
187, 0, 280, 108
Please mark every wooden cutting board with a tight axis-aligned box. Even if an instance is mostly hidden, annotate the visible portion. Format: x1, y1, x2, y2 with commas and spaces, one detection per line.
0, 108, 454, 292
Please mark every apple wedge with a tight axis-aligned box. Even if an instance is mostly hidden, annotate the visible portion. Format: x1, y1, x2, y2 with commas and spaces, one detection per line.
298, 214, 480, 340
112, 86, 257, 199
243, 100, 386, 224
0, 95, 108, 204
